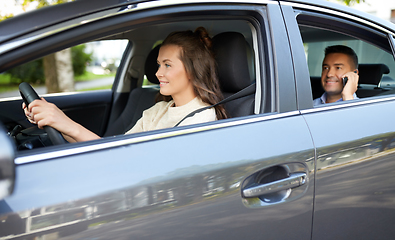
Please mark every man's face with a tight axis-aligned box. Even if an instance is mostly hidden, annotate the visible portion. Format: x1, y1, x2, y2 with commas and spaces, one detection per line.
321, 53, 354, 96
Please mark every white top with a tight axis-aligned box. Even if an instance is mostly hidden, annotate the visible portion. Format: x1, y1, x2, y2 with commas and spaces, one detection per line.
126, 97, 217, 134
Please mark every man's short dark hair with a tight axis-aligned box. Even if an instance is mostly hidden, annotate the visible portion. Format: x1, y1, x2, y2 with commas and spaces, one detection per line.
325, 45, 358, 69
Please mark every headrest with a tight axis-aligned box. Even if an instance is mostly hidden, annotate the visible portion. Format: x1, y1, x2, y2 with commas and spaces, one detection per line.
358, 63, 390, 86
212, 32, 253, 93
144, 44, 161, 85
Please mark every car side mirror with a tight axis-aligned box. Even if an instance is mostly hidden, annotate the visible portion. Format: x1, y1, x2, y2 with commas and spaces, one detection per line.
0, 124, 15, 200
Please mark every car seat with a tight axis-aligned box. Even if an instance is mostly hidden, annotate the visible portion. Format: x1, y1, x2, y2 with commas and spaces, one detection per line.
356, 63, 390, 97
103, 45, 160, 136
310, 76, 324, 100
212, 32, 256, 117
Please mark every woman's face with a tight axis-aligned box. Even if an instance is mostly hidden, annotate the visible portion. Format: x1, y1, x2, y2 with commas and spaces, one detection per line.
156, 45, 196, 106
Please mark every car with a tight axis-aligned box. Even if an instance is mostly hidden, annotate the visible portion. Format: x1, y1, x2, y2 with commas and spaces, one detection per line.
1, 0, 395, 239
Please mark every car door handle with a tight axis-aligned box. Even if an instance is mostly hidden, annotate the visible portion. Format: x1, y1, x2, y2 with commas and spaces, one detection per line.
242, 172, 307, 198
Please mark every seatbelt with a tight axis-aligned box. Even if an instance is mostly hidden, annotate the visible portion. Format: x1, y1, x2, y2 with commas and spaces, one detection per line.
174, 83, 256, 127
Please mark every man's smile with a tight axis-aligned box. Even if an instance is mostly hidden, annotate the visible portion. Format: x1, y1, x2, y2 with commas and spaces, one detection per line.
325, 78, 339, 84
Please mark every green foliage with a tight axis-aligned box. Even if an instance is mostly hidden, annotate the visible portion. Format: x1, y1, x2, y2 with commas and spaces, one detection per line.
334, 0, 365, 6
0, 1, 73, 21
71, 44, 93, 76
5, 44, 92, 85
22, 0, 72, 9
6, 59, 44, 85
0, 14, 14, 21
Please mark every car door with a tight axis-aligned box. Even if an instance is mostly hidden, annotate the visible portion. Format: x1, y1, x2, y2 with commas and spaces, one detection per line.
0, 1, 315, 239
281, 2, 395, 239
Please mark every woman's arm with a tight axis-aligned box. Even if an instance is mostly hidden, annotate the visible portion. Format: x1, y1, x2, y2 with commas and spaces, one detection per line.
23, 98, 100, 142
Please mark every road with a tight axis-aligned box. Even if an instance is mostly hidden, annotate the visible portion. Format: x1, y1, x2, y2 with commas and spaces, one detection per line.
0, 77, 113, 98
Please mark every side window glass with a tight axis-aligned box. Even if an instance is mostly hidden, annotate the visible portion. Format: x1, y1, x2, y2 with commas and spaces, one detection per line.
297, 18, 395, 105
0, 40, 128, 98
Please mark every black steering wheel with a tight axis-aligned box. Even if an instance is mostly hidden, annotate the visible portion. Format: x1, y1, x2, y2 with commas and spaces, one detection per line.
19, 82, 67, 145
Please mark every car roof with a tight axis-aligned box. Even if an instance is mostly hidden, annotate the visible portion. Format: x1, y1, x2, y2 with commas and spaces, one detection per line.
283, 0, 395, 31
0, 0, 148, 43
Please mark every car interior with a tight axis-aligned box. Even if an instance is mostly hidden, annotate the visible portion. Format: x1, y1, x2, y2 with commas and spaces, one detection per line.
6, 12, 395, 150
3, 18, 262, 150
101, 19, 259, 137
103, 20, 258, 136
298, 25, 395, 101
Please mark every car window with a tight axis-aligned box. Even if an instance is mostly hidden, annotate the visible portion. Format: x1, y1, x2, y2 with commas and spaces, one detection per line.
1, 13, 267, 151
297, 14, 395, 103
0, 39, 128, 99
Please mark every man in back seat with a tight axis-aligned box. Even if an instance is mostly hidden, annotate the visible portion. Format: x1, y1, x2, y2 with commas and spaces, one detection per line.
313, 45, 359, 106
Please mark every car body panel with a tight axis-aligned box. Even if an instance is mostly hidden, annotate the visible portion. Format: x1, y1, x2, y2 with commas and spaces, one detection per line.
302, 100, 395, 239
1, 114, 315, 239
0, 0, 148, 44
279, 4, 313, 110
287, 2, 395, 237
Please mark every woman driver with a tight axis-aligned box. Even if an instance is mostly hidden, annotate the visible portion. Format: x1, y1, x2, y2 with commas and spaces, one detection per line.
23, 27, 228, 142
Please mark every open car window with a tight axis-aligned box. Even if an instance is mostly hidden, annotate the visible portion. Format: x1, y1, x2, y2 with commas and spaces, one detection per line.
297, 14, 395, 104
98, 18, 261, 137
0, 5, 269, 153
0, 39, 128, 99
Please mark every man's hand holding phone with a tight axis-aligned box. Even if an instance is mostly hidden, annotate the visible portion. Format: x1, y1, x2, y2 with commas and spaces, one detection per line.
341, 70, 359, 101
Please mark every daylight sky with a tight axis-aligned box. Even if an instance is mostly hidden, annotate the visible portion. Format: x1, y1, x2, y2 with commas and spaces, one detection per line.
0, 0, 38, 16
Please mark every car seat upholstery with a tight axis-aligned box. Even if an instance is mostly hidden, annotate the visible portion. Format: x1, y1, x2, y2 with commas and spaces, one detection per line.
310, 76, 324, 100
357, 63, 390, 97
358, 63, 390, 85
212, 32, 255, 117
104, 45, 160, 136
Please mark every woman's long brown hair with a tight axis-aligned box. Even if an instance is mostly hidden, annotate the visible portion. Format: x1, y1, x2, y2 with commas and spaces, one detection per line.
157, 27, 228, 120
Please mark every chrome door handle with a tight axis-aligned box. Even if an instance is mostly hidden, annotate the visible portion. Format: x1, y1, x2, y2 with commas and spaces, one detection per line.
242, 172, 307, 198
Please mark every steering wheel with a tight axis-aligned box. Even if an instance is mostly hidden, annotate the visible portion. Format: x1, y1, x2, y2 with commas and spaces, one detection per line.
19, 82, 67, 145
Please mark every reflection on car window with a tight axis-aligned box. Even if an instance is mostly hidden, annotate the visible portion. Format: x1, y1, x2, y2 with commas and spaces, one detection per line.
298, 24, 395, 103
0, 40, 128, 99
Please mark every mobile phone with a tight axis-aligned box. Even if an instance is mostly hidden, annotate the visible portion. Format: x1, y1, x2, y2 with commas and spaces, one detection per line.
342, 70, 357, 86
342, 76, 348, 86
342, 77, 348, 86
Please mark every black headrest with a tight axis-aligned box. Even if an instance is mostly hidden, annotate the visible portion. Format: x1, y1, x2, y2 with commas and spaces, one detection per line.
144, 44, 161, 85
310, 76, 324, 99
212, 32, 253, 93
358, 63, 390, 86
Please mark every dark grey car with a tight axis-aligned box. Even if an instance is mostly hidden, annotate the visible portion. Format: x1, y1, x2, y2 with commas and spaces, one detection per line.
1, 0, 395, 239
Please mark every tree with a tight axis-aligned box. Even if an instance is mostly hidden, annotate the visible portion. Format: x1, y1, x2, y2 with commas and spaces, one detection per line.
22, 0, 71, 8
1, 0, 75, 93
23, 0, 75, 92
6, 45, 92, 85
333, 0, 365, 6
44, 49, 74, 93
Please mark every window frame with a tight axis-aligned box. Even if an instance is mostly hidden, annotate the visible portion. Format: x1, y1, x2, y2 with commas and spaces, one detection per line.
286, 6, 395, 111
5, 2, 290, 161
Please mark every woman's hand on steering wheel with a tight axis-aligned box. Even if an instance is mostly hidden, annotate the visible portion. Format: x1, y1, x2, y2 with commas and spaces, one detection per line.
19, 82, 67, 145
19, 82, 100, 144
23, 98, 70, 132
